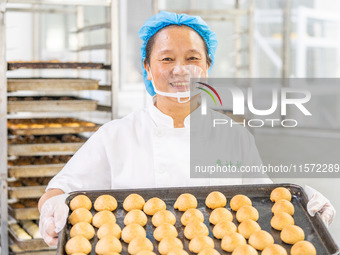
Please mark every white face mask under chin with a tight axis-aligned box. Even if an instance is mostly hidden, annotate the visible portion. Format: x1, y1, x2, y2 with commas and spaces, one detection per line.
149, 65, 204, 104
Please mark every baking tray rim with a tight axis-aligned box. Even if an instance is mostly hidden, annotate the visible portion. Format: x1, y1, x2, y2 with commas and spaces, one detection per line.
8, 226, 51, 251
8, 206, 40, 220
8, 205, 40, 211
7, 78, 100, 81
8, 163, 66, 170
8, 163, 66, 178
8, 141, 85, 148
9, 236, 57, 255
7, 118, 101, 135
7, 78, 100, 92
8, 185, 47, 199
8, 134, 87, 144
7, 117, 98, 122
7, 62, 106, 70
8, 185, 47, 191
8, 126, 100, 136
8, 96, 98, 102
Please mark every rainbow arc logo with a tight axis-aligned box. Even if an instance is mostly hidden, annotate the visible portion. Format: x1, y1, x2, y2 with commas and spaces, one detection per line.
196, 82, 223, 106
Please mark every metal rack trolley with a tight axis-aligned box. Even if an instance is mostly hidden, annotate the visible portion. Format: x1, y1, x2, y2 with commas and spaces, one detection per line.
0, 1, 120, 254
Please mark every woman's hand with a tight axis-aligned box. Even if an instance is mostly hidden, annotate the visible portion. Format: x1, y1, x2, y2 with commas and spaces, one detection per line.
305, 185, 336, 227
39, 191, 69, 247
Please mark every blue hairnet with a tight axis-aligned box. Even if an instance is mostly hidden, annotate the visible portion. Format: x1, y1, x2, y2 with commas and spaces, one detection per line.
139, 11, 218, 96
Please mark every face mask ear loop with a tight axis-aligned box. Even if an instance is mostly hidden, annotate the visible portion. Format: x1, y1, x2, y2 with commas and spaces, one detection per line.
149, 64, 156, 90
178, 97, 190, 103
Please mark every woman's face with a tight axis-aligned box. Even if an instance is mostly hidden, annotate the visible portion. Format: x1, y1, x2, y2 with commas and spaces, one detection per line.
144, 25, 210, 104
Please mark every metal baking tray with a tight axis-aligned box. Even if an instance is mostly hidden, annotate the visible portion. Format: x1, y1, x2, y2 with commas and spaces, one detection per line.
56, 183, 339, 255
8, 118, 100, 136
7, 78, 99, 92
9, 186, 47, 199
8, 96, 98, 113
9, 141, 85, 157
10, 238, 56, 255
9, 164, 65, 178
7, 62, 106, 70
9, 227, 51, 252
10, 249, 56, 255
9, 206, 40, 220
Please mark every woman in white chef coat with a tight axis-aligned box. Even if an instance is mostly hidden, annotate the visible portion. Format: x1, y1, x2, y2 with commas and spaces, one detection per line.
38, 11, 335, 247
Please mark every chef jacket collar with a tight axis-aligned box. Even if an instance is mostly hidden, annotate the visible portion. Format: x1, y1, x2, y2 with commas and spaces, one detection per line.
149, 96, 191, 128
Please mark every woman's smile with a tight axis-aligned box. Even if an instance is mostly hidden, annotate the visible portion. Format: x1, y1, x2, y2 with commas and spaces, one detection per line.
169, 82, 190, 92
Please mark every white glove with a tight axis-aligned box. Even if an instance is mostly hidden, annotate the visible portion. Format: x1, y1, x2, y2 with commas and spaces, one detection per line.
39, 194, 69, 247
305, 185, 336, 227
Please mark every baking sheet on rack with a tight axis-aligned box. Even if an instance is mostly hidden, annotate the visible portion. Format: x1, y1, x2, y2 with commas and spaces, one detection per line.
9, 228, 51, 252
7, 118, 100, 136
8, 142, 84, 156
10, 237, 56, 255
7, 62, 106, 70
8, 164, 65, 178
57, 183, 339, 255
8, 97, 98, 112
8, 206, 40, 220
9, 126, 100, 136
9, 250, 57, 255
7, 78, 99, 91
9, 186, 47, 199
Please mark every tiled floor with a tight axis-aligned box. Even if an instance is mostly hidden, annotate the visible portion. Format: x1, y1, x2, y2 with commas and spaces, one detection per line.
254, 131, 340, 246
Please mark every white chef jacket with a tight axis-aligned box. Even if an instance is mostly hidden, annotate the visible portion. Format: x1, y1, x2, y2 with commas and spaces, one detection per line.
47, 101, 272, 193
